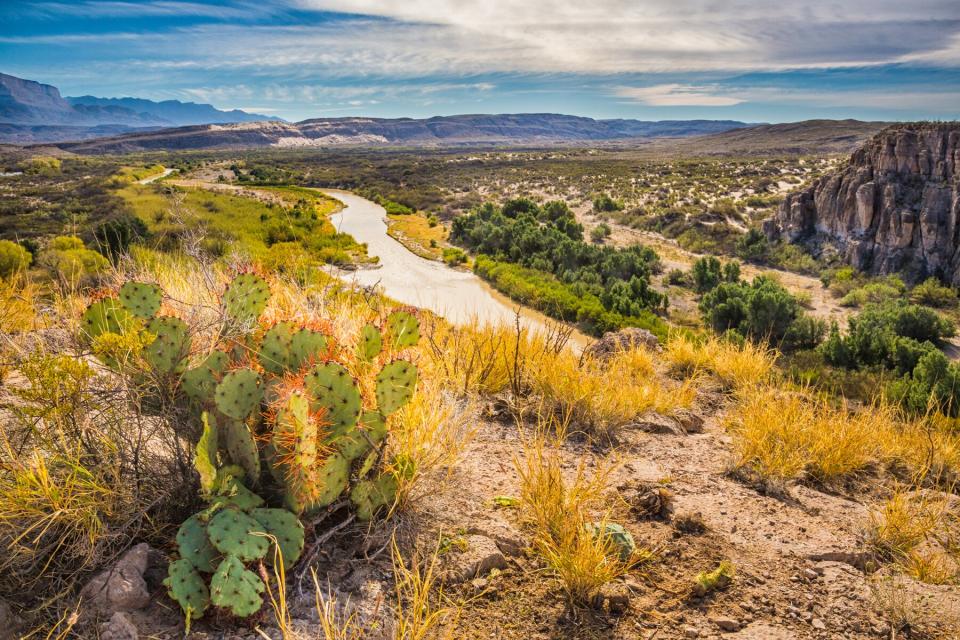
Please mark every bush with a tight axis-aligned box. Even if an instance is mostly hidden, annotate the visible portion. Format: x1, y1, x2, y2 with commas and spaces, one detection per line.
699, 275, 813, 348
441, 247, 467, 266
592, 194, 623, 213
910, 278, 958, 308
41, 236, 109, 283
666, 269, 693, 287
590, 223, 611, 243
736, 228, 768, 261
0, 240, 32, 278
93, 214, 148, 259
692, 256, 739, 294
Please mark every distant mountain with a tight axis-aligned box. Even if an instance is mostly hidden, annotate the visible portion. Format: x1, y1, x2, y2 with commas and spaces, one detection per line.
66, 95, 281, 127
0, 72, 279, 142
47, 115, 753, 153
643, 119, 889, 156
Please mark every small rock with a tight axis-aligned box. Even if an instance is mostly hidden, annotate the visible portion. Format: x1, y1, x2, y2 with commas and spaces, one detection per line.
100, 612, 138, 640
811, 618, 826, 631
803, 568, 818, 581
600, 584, 630, 615
710, 616, 740, 632
683, 626, 700, 638
674, 408, 705, 433
584, 328, 660, 360
469, 577, 489, 593
620, 481, 674, 519
631, 411, 683, 435
80, 543, 152, 614
445, 535, 507, 583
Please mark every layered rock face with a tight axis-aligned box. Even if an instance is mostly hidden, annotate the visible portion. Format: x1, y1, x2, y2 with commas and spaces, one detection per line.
764, 124, 960, 284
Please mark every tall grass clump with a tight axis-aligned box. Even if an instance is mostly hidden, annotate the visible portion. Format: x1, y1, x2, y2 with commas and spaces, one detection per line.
665, 333, 775, 391
514, 431, 636, 606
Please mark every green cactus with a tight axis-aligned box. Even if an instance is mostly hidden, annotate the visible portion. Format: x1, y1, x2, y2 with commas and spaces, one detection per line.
119, 281, 162, 319
272, 391, 318, 512
375, 360, 418, 415
164, 559, 210, 621
259, 322, 295, 376
182, 350, 230, 402
214, 368, 264, 420
304, 362, 361, 437
215, 474, 265, 511
289, 328, 329, 370
143, 316, 190, 374
206, 508, 270, 562
384, 310, 419, 349
222, 273, 270, 325
222, 419, 260, 480
195, 412, 219, 496
311, 452, 350, 509
350, 472, 398, 521
81, 297, 134, 340
357, 324, 382, 362
333, 410, 386, 461
176, 514, 219, 573
251, 508, 305, 570
210, 555, 264, 618
586, 522, 636, 562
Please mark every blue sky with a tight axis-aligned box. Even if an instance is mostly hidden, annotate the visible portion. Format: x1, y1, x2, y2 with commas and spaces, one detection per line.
2, 0, 960, 122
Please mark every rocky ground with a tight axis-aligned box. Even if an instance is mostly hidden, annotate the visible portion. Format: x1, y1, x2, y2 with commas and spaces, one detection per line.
64, 374, 960, 640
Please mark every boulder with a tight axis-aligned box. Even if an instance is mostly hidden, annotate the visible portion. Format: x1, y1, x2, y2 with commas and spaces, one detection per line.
80, 543, 152, 614
584, 328, 660, 360
444, 535, 508, 583
100, 612, 138, 640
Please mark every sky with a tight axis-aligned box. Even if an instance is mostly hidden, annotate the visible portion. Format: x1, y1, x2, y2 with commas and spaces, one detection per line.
2, 0, 960, 123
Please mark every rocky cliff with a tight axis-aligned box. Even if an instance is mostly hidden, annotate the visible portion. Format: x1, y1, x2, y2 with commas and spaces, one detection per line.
764, 123, 960, 283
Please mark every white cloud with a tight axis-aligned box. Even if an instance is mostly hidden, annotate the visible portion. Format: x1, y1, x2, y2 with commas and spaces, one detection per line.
616, 84, 744, 106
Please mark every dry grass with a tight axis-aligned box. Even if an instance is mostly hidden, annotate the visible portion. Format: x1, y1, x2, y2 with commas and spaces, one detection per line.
513, 430, 635, 606
530, 346, 695, 442
392, 537, 459, 640
664, 333, 775, 391
389, 376, 477, 509
724, 386, 898, 489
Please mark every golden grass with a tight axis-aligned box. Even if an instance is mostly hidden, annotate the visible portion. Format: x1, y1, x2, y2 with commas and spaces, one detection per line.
392, 538, 459, 640
389, 376, 477, 509
530, 347, 695, 441
386, 213, 448, 261
724, 387, 898, 488
514, 432, 635, 606
664, 333, 775, 391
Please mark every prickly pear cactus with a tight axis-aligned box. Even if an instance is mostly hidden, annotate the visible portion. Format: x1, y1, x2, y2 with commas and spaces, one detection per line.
222, 418, 260, 480
259, 322, 295, 375
222, 272, 269, 325
206, 509, 270, 562
119, 281, 162, 319
357, 324, 382, 362
304, 363, 362, 437
214, 368, 263, 420
182, 351, 230, 402
251, 508, 305, 570
350, 472, 399, 521
289, 328, 329, 370
375, 360, 418, 415
210, 554, 265, 618
164, 559, 210, 622
586, 522, 636, 562
384, 310, 419, 349
176, 514, 218, 572
81, 297, 134, 340
144, 316, 190, 374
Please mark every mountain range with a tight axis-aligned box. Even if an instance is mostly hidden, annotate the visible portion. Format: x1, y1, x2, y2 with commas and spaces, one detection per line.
0, 72, 279, 142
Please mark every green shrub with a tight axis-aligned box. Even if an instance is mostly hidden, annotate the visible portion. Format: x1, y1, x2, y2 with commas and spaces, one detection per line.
592, 194, 623, 213
910, 278, 958, 308
42, 236, 109, 282
590, 223, 611, 243
442, 247, 467, 266
692, 256, 740, 294
0, 240, 32, 278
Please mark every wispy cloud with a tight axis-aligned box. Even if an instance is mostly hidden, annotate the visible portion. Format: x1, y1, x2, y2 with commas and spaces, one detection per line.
616, 84, 744, 107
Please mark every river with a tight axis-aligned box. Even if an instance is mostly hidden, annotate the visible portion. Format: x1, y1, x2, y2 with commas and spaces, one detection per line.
323, 189, 587, 344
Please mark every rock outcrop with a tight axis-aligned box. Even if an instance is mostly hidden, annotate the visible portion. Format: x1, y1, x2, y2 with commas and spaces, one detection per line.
764, 123, 960, 284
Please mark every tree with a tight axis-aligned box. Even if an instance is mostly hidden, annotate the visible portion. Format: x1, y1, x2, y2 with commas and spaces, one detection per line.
590, 223, 611, 244
0, 240, 32, 278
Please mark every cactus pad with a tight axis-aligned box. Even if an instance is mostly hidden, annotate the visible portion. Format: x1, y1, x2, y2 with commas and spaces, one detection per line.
176, 514, 218, 573
259, 322, 294, 375
222, 273, 270, 325
251, 508, 305, 570
357, 324, 382, 361
81, 297, 134, 340
273, 391, 318, 511
210, 555, 264, 618
223, 419, 260, 480
289, 329, 329, 370
375, 360, 418, 415
206, 509, 270, 562
350, 472, 398, 521
215, 475, 265, 511
586, 522, 636, 562
384, 311, 419, 349
214, 368, 263, 420
144, 316, 190, 374
311, 452, 350, 509
119, 281, 162, 319
164, 558, 210, 619
182, 350, 230, 402
194, 412, 219, 495
304, 363, 361, 437
334, 411, 386, 461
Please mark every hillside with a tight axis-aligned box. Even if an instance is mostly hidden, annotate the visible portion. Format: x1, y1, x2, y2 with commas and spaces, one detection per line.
0, 73, 279, 142
644, 119, 890, 156
43, 115, 753, 153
